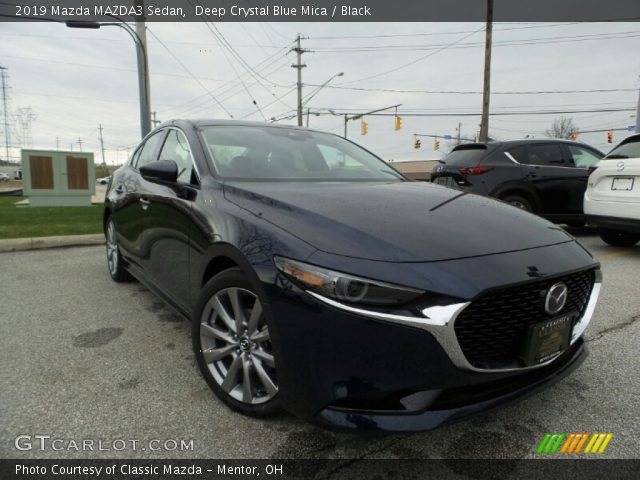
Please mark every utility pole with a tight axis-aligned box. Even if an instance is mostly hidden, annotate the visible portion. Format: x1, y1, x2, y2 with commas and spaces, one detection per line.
77, 137, 83, 151
151, 111, 160, 128
291, 34, 308, 127
479, 0, 493, 143
0, 66, 10, 163
456, 122, 462, 145
636, 76, 640, 133
135, 0, 152, 137
98, 124, 106, 167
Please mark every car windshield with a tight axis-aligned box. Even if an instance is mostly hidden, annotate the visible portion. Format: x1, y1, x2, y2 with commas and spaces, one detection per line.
605, 137, 640, 160
199, 125, 404, 181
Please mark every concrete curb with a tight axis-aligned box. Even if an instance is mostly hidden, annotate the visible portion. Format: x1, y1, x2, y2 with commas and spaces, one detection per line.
0, 234, 105, 253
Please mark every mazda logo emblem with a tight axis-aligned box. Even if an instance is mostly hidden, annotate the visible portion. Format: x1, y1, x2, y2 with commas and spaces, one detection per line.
545, 282, 568, 315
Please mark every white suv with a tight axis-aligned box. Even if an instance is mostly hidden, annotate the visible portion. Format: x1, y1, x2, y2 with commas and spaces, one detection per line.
584, 133, 640, 246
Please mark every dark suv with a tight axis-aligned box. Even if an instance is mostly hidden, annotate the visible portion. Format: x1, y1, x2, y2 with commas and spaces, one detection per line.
430, 140, 604, 225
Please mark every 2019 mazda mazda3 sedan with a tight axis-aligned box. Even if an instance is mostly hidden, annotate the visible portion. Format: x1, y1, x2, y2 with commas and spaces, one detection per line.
104, 120, 601, 431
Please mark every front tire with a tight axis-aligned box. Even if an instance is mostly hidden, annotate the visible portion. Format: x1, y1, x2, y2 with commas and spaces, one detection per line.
193, 268, 279, 417
598, 229, 640, 247
501, 194, 533, 212
105, 218, 132, 282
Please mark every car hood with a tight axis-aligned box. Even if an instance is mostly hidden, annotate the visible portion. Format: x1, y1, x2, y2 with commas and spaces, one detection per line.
223, 181, 573, 262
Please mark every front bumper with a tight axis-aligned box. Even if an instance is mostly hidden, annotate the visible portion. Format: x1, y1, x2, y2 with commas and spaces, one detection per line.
318, 340, 586, 432
263, 242, 598, 431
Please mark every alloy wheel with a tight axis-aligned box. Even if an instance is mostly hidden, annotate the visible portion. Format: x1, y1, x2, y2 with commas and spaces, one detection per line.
199, 287, 277, 405
106, 220, 118, 275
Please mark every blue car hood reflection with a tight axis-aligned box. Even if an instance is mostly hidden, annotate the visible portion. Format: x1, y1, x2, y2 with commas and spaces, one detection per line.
223, 180, 573, 262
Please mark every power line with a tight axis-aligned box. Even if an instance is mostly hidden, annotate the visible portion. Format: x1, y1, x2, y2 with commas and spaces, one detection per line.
308, 22, 582, 40
308, 31, 640, 52
336, 27, 485, 85
200, 21, 268, 121
303, 85, 637, 95
304, 107, 635, 118
157, 46, 293, 118
145, 27, 235, 119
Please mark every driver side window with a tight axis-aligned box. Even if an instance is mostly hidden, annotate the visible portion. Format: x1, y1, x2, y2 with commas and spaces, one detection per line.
159, 129, 197, 184
134, 131, 165, 170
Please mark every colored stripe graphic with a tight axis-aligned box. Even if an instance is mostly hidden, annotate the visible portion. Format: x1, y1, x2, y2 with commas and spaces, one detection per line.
538, 433, 565, 454
537, 433, 613, 454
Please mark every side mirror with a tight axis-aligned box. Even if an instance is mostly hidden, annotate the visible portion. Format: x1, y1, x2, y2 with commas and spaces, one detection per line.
140, 160, 178, 184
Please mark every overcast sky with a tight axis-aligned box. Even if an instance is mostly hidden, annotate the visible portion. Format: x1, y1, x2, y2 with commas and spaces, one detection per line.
1, 21, 639, 164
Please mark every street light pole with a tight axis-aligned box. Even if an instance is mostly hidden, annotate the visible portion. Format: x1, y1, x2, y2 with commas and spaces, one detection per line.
66, 20, 151, 138
302, 72, 344, 127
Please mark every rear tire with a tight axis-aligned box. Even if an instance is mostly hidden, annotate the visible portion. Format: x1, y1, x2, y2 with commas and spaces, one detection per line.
598, 229, 640, 247
193, 268, 280, 417
501, 194, 533, 212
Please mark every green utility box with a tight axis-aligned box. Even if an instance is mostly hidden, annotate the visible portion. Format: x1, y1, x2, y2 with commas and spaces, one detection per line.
21, 149, 95, 206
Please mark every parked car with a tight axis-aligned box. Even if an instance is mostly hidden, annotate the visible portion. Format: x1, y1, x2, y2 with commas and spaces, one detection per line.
584, 133, 640, 246
0, 173, 9, 181
104, 120, 601, 431
96, 176, 111, 185
430, 139, 604, 226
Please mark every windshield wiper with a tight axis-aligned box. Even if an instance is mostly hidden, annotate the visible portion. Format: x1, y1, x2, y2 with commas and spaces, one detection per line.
605, 154, 629, 159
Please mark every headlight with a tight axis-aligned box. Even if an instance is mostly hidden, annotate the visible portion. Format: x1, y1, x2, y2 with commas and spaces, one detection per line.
274, 256, 423, 307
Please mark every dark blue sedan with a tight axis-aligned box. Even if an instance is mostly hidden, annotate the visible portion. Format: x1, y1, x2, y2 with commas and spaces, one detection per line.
104, 120, 601, 431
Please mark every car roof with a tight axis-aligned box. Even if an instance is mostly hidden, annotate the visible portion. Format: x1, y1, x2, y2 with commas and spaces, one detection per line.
159, 118, 326, 135
615, 133, 640, 146
452, 138, 603, 153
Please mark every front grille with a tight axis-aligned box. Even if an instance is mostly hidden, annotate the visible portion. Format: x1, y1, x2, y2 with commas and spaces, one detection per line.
454, 269, 595, 369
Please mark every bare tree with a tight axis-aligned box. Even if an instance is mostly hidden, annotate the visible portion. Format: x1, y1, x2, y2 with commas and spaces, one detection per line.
545, 116, 579, 139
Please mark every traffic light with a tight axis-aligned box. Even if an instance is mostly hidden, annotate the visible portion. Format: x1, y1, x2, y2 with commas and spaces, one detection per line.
361, 121, 369, 135
434, 139, 440, 150
394, 116, 402, 131
414, 139, 421, 149
607, 131, 613, 143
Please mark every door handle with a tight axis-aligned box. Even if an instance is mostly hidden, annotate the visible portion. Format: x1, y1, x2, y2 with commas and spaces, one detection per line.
115, 185, 124, 194
140, 198, 151, 210
526, 170, 538, 178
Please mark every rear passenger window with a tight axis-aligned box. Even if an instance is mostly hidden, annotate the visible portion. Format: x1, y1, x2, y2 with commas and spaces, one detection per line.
507, 146, 527, 163
508, 144, 565, 166
527, 144, 565, 166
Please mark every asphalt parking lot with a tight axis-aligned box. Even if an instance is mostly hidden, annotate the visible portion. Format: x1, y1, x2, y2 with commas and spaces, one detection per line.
1, 227, 638, 460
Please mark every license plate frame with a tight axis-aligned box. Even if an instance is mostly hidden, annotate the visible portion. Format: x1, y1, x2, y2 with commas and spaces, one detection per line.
611, 177, 634, 191
520, 313, 575, 366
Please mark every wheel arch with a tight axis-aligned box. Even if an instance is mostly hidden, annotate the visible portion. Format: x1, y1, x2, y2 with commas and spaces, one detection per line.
198, 243, 271, 305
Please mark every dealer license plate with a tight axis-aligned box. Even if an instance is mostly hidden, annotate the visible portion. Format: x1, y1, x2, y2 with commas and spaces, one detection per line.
612, 177, 634, 191
520, 313, 574, 366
